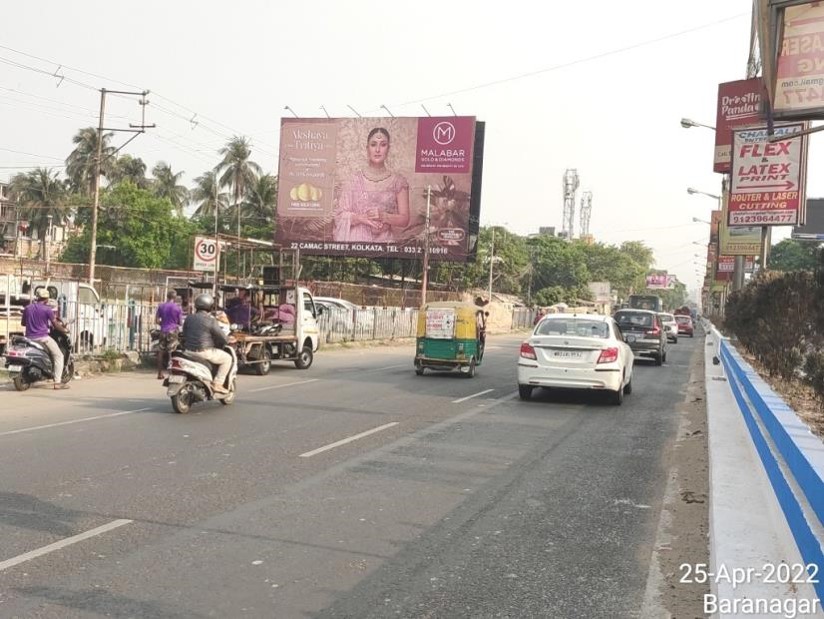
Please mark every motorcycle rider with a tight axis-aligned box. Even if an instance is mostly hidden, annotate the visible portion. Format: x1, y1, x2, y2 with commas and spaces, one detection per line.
181, 293, 231, 394
21, 288, 69, 389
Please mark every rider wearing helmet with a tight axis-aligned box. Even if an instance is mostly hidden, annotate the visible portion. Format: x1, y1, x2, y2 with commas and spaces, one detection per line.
181, 293, 231, 394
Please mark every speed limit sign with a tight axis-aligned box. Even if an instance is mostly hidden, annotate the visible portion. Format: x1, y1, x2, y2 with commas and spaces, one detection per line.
193, 236, 219, 272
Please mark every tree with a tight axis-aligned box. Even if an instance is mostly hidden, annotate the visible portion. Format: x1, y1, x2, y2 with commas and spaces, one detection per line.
242, 174, 277, 224
216, 136, 262, 234
109, 155, 148, 189
769, 238, 821, 272
190, 170, 230, 220
10, 168, 68, 259
65, 127, 115, 194
60, 182, 195, 269
151, 162, 189, 216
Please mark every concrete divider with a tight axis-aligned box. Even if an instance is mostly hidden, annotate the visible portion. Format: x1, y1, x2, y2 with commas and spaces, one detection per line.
706, 322, 823, 615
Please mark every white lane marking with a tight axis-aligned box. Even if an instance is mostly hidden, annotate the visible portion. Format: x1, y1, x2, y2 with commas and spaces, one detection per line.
0, 408, 154, 438
0, 519, 133, 572
452, 389, 495, 404
299, 422, 399, 458
336, 363, 407, 374
250, 378, 319, 393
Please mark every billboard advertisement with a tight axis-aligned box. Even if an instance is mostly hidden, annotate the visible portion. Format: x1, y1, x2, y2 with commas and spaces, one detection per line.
793, 197, 824, 240
729, 123, 807, 226
773, 2, 824, 119
274, 116, 483, 261
714, 78, 763, 173
719, 189, 762, 255
645, 274, 676, 290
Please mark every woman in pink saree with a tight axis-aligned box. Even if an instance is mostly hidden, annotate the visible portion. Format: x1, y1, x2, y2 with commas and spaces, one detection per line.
333, 127, 410, 242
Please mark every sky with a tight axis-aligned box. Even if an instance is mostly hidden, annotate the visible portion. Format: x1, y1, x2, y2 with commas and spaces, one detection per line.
0, 0, 809, 295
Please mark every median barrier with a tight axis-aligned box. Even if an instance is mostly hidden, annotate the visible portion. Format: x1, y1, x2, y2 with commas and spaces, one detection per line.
705, 323, 823, 614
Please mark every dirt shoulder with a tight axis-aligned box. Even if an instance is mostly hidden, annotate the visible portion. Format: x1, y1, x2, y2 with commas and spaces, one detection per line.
645, 338, 710, 617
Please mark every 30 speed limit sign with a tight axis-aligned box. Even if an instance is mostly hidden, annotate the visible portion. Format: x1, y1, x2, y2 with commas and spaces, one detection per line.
193, 236, 219, 272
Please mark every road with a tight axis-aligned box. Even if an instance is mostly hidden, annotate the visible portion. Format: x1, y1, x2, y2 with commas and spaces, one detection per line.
0, 332, 703, 618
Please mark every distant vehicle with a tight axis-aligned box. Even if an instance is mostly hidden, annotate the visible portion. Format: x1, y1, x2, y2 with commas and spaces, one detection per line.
628, 295, 663, 312
518, 314, 634, 405
614, 309, 667, 366
658, 312, 679, 343
675, 315, 695, 338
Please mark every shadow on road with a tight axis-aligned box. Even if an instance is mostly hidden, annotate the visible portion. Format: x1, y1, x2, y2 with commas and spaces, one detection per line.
15, 586, 207, 619
0, 491, 83, 537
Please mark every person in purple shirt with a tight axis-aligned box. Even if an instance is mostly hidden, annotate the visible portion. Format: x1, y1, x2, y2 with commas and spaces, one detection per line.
155, 290, 183, 379
21, 288, 69, 389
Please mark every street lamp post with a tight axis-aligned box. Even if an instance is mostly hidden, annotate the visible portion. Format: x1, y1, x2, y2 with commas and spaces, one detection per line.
45, 214, 53, 274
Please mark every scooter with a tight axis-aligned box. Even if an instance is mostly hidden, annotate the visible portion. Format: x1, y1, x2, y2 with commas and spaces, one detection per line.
4, 329, 75, 391
163, 345, 238, 414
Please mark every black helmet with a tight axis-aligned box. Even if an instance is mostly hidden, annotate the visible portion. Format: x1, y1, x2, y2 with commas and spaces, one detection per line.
194, 293, 214, 311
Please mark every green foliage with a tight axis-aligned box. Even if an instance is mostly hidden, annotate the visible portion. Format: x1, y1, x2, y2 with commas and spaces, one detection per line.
60, 182, 196, 269
769, 239, 821, 272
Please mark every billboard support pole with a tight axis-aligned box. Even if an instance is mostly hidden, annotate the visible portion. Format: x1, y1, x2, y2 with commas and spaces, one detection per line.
420, 186, 432, 306
759, 226, 771, 271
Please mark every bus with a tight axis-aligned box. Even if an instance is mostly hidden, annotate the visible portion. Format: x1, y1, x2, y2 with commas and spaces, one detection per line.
628, 294, 663, 312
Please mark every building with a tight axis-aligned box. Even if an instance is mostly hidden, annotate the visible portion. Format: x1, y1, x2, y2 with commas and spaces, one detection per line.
0, 181, 70, 260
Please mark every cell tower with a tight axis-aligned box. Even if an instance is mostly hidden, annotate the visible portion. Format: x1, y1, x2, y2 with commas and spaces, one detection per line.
579, 191, 593, 237
562, 169, 579, 239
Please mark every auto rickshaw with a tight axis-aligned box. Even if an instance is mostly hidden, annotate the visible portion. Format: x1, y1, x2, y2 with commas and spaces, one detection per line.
414, 301, 487, 377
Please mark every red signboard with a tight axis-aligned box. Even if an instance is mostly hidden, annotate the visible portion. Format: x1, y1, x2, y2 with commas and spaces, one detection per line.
729, 123, 807, 226
774, 2, 824, 119
714, 78, 763, 173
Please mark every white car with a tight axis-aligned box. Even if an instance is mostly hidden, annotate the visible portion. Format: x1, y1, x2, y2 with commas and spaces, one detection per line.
313, 296, 375, 339
658, 312, 679, 343
517, 314, 634, 405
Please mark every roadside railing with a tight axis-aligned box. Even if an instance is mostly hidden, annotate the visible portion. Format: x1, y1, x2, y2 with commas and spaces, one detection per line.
2, 300, 538, 356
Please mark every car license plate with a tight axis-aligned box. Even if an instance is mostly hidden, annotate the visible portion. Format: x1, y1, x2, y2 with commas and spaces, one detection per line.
7, 365, 21, 374
168, 374, 185, 383
552, 350, 583, 359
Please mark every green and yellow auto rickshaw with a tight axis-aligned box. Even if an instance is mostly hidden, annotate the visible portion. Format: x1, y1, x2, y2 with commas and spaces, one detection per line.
414, 301, 487, 377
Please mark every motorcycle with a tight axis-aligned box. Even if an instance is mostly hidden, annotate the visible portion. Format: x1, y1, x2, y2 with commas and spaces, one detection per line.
163, 345, 238, 414
4, 329, 75, 391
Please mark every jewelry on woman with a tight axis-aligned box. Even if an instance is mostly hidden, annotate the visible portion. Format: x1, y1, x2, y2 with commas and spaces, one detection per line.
362, 166, 392, 182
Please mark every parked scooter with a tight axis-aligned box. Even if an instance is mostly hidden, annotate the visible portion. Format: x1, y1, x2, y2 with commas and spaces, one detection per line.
163, 346, 238, 414
4, 329, 75, 391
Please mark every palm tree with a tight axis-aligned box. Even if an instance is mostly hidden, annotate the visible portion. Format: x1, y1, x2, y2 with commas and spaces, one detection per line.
109, 154, 149, 188
10, 168, 68, 260
65, 127, 115, 194
190, 170, 229, 219
216, 136, 262, 236
242, 174, 278, 222
151, 162, 189, 216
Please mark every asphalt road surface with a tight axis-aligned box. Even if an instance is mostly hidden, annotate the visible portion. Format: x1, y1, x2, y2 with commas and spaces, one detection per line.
0, 332, 701, 618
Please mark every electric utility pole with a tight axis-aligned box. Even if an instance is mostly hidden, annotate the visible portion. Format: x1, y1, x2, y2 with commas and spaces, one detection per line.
88, 88, 155, 286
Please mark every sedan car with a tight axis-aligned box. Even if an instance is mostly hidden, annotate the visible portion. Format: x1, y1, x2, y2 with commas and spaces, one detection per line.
614, 309, 667, 366
658, 312, 679, 343
675, 314, 695, 337
517, 314, 634, 405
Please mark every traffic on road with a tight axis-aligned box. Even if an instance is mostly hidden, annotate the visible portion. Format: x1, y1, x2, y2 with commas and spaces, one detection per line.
0, 309, 704, 617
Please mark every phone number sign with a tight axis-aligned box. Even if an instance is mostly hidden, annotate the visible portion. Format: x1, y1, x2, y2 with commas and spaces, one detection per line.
193, 236, 219, 272
729, 123, 807, 227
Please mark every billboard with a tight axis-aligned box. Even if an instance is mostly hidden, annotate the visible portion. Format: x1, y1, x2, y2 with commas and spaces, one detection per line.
645, 274, 676, 290
714, 78, 763, 173
729, 123, 807, 226
274, 116, 483, 261
719, 189, 762, 255
793, 197, 824, 240
773, 2, 824, 119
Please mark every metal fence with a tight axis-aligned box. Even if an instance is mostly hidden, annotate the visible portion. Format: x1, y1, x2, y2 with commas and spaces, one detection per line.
8, 300, 537, 356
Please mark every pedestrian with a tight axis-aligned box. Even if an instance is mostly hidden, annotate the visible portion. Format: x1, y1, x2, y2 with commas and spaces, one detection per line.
155, 290, 183, 379
21, 289, 69, 389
